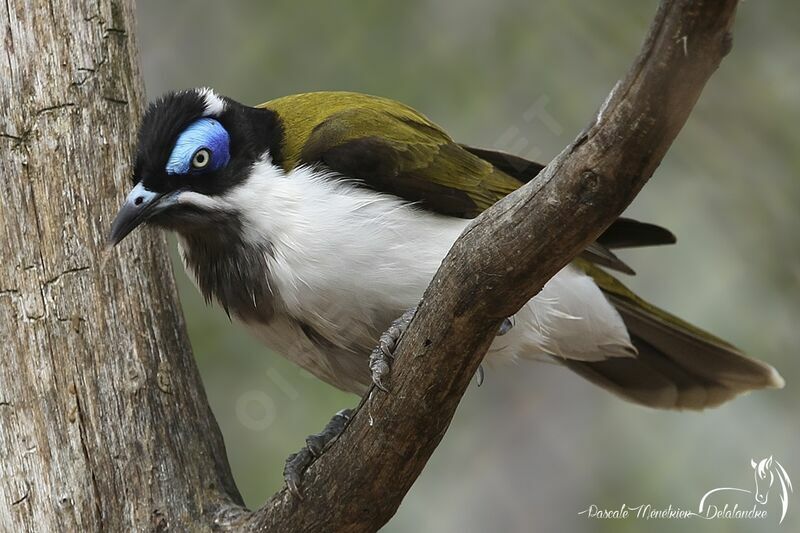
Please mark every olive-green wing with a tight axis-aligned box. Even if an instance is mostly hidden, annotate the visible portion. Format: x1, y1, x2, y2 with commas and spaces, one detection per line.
301, 109, 672, 271
294, 103, 671, 273
458, 145, 676, 274
263, 92, 524, 218
261, 92, 674, 270
459, 145, 546, 182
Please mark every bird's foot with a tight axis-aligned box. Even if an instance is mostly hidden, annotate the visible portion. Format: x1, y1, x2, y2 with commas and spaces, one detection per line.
283, 408, 353, 499
497, 316, 514, 336
475, 317, 513, 387
369, 307, 417, 392
369, 307, 514, 392
368, 309, 513, 391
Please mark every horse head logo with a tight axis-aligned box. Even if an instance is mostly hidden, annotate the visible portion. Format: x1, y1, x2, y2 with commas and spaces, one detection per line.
699, 456, 793, 524
751, 456, 793, 522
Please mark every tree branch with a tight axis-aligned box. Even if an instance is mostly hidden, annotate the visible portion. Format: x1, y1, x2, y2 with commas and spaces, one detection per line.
217, 0, 739, 531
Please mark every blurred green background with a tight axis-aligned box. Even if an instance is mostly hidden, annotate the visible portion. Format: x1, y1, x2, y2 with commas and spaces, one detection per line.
136, 1, 799, 531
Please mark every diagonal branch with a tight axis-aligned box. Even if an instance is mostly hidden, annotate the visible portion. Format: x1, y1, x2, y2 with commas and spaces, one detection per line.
218, 0, 739, 531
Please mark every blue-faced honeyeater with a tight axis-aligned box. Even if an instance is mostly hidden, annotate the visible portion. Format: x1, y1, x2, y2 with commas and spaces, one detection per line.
109, 88, 784, 410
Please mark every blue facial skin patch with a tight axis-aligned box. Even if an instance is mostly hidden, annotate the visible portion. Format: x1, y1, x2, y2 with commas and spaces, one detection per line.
166, 118, 231, 175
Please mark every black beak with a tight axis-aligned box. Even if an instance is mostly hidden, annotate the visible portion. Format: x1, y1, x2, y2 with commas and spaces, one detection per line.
108, 182, 172, 246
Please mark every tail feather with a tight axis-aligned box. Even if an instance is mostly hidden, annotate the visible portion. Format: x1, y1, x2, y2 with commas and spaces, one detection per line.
561, 340, 732, 409
566, 260, 784, 410
612, 296, 783, 392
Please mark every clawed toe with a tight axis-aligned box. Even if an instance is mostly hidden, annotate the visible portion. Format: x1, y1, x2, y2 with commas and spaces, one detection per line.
284, 448, 313, 499
497, 317, 514, 336
369, 306, 417, 391
476, 364, 485, 386
283, 408, 353, 499
369, 354, 391, 392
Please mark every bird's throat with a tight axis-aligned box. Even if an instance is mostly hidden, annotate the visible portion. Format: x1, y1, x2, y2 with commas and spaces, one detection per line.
177, 231, 276, 323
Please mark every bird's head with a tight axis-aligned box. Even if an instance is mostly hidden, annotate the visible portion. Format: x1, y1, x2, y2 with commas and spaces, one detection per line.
108, 88, 280, 245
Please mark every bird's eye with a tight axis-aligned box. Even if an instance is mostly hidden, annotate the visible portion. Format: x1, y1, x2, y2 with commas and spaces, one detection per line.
166, 118, 230, 175
191, 148, 211, 170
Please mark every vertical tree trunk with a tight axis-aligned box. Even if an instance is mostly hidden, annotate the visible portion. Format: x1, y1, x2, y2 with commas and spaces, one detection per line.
0, 1, 240, 530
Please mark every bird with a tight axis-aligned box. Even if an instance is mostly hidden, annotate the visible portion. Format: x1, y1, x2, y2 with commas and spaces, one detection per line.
109, 87, 785, 411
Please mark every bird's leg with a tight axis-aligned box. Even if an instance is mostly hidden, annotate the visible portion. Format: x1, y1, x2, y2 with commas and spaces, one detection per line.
369, 307, 417, 392
283, 408, 353, 499
369, 307, 515, 391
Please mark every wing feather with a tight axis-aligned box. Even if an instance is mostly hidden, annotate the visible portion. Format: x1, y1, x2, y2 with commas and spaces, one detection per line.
262, 92, 675, 261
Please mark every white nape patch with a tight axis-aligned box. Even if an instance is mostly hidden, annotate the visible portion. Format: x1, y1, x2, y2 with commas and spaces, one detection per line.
197, 87, 226, 117
175, 190, 228, 211
201, 152, 635, 379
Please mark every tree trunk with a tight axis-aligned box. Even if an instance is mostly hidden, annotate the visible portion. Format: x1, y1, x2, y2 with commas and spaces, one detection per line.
0, 0, 739, 531
0, 1, 240, 530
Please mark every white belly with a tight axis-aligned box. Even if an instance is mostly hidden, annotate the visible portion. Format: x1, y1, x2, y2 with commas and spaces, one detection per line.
183, 161, 634, 393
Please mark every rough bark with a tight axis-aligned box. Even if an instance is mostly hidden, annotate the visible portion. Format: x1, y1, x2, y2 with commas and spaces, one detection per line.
0, 0, 738, 532
0, 2, 240, 531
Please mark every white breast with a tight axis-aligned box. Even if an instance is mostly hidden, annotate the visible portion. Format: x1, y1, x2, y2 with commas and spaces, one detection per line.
181, 156, 634, 392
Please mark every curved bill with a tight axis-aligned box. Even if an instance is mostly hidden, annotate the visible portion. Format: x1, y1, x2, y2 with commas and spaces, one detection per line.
108, 182, 173, 246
